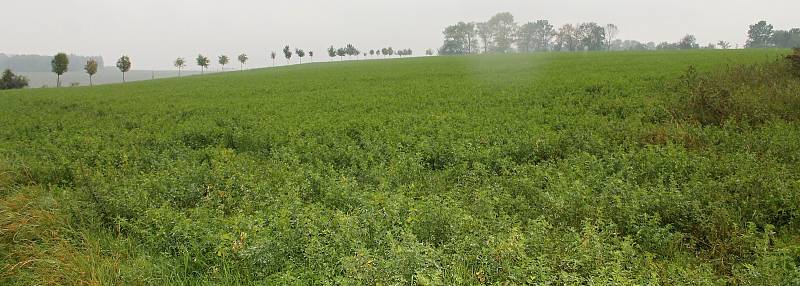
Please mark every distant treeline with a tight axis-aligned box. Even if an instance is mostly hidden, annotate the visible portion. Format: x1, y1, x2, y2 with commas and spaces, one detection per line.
0, 54, 104, 72
440, 13, 800, 55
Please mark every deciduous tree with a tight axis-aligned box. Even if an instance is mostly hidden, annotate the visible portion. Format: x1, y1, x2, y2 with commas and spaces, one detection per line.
747, 21, 774, 48
295, 49, 305, 64
238, 54, 248, 71
116, 55, 131, 83
174, 58, 186, 77
218, 55, 230, 71
283, 46, 292, 64
84, 59, 98, 86
0, 69, 29, 90
51, 53, 69, 87
196, 54, 210, 74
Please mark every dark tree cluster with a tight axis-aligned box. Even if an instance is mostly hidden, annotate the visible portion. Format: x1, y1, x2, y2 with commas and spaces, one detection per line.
746, 21, 800, 49
440, 13, 618, 55
396, 49, 413, 57
0, 69, 29, 90
439, 13, 797, 54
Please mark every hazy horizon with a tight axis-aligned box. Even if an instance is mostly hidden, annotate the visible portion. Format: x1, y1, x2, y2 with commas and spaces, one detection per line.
5, 0, 798, 70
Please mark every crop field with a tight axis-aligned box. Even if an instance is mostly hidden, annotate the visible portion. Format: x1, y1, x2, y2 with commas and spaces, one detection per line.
1, 50, 799, 284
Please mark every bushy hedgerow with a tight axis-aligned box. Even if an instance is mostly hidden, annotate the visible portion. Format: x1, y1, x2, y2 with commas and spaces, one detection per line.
677, 59, 800, 125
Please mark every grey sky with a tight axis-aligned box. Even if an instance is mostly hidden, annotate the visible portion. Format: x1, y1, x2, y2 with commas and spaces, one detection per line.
4, 0, 797, 70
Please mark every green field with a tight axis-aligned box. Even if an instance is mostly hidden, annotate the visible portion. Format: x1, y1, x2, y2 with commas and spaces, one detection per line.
2, 50, 799, 285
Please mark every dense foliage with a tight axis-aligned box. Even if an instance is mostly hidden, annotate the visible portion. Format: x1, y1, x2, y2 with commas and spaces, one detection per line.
0, 69, 29, 90
1, 50, 799, 285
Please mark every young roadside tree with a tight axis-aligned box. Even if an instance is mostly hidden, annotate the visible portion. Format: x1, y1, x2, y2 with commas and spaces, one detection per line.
218, 55, 230, 71
425, 49, 434, 55
308, 51, 314, 62
84, 59, 98, 86
370, 49, 375, 56
0, 69, 29, 90
174, 58, 186, 77
345, 44, 358, 59
336, 48, 346, 60
296, 49, 305, 64
51, 53, 69, 87
717, 41, 731, 49
283, 46, 292, 64
238, 54, 248, 71
116, 55, 131, 83
196, 54, 210, 74
328, 46, 337, 59
270, 51, 277, 67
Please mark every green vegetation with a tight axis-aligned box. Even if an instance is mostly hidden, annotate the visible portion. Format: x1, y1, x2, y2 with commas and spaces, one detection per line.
2, 50, 799, 285
51, 53, 69, 88
0, 70, 29, 90
116, 55, 132, 83
84, 59, 98, 87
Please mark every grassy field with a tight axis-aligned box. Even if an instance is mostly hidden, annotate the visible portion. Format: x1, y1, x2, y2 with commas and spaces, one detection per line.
1, 50, 799, 285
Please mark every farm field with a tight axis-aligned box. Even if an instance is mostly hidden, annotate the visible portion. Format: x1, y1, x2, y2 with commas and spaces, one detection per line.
1, 50, 799, 284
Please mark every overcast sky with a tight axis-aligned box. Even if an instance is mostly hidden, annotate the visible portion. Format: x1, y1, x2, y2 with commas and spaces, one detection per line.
4, 0, 798, 70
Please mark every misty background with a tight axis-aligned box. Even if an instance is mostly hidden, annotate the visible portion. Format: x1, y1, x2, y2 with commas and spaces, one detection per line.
3, 0, 799, 71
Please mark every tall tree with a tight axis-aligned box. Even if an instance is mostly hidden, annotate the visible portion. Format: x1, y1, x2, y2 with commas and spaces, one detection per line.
791, 28, 800, 48
84, 59, 98, 86
678, 34, 700, 49
51, 53, 69, 87
486, 12, 518, 53
196, 54, 210, 74
238, 54, 248, 71
717, 41, 731, 49
174, 58, 186, 77
577, 22, 606, 51
605, 24, 619, 50
295, 49, 305, 64
440, 22, 479, 55
747, 20, 774, 48
517, 23, 536, 53
116, 55, 131, 83
283, 46, 292, 64
528, 20, 555, 51
555, 24, 577, 51
476, 22, 492, 53
270, 51, 277, 67
218, 55, 230, 71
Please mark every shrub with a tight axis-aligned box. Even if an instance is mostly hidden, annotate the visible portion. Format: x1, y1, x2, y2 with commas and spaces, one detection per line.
0, 69, 29, 90
678, 61, 800, 125
788, 48, 800, 76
